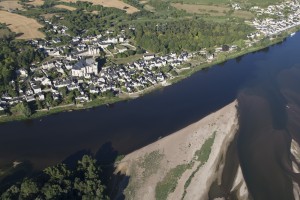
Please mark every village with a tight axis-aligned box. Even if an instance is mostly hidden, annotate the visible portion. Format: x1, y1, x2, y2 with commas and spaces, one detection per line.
0, 23, 199, 112
1, 0, 300, 114
250, 1, 300, 36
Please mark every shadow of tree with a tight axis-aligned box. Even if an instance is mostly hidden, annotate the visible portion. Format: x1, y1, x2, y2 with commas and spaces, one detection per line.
0, 160, 33, 193
0, 142, 130, 199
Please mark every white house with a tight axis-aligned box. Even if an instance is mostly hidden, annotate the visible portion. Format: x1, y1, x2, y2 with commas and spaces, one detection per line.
17, 69, 28, 77
32, 85, 42, 94
41, 78, 52, 86
26, 95, 35, 102
38, 93, 45, 101
143, 53, 155, 60
42, 62, 55, 70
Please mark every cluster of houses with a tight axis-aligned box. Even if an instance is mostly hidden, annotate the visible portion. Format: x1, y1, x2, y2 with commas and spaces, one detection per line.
0, 50, 195, 111
250, 1, 300, 36
2, 1, 300, 114
0, 14, 202, 113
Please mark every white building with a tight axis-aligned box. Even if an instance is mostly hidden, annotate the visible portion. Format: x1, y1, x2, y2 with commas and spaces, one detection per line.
143, 53, 155, 60
17, 69, 28, 77
71, 58, 99, 77
88, 47, 100, 56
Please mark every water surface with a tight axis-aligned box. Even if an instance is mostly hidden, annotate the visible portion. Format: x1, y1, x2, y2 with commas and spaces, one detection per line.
1, 33, 300, 198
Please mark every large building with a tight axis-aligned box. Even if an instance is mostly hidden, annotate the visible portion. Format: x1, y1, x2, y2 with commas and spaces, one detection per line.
71, 58, 99, 77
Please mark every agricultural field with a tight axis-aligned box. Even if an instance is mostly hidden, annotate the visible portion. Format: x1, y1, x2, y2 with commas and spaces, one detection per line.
171, 3, 230, 16
0, 10, 45, 39
171, 3, 254, 19
0, 0, 24, 11
60, 0, 139, 13
54, 4, 76, 10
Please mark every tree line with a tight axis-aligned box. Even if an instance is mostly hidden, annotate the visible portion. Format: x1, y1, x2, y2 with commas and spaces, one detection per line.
1, 155, 109, 200
132, 18, 254, 53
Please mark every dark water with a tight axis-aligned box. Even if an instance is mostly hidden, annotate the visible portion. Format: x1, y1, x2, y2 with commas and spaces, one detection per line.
237, 34, 300, 199
1, 33, 300, 198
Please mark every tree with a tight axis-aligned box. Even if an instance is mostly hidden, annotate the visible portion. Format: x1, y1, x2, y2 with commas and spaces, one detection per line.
44, 164, 71, 182
0, 155, 109, 200
1, 185, 19, 200
20, 178, 39, 198
74, 155, 108, 200
11, 102, 32, 117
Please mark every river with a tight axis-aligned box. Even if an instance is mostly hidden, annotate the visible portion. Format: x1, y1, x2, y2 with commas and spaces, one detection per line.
1, 33, 300, 198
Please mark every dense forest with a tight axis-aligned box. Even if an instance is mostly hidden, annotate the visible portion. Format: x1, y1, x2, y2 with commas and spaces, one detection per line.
1, 155, 108, 200
131, 19, 253, 53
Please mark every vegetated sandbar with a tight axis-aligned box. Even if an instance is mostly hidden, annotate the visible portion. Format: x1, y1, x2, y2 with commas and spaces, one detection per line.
116, 100, 249, 200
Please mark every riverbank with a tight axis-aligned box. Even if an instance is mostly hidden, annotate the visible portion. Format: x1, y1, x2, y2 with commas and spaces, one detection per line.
114, 100, 249, 200
0, 96, 123, 124
0, 28, 298, 124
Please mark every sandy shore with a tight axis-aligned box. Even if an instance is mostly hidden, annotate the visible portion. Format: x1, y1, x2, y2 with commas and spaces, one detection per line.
291, 139, 300, 200
115, 100, 249, 200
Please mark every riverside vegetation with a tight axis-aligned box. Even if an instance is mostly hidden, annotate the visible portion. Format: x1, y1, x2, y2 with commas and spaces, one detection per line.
0, 155, 108, 200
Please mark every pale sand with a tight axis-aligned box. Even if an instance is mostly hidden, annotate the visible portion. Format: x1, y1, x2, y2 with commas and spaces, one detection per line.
116, 100, 248, 200
291, 139, 300, 200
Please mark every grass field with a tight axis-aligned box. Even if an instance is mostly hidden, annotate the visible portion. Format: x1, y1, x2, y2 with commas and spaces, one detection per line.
172, 3, 229, 16
60, 0, 139, 13
26, 0, 44, 6
0, 10, 45, 39
0, 0, 24, 11
171, 3, 254, 18
54, 4, 76, 10
144, 4, 154, 12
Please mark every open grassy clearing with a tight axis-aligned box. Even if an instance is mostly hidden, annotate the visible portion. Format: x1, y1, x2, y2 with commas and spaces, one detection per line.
26, 0, 44, 6
233, 9, 254, 18
144, 4, 154, 11
171, 3, 254, 18
59, 0, 139, 13
42, 13, 57, 19
139, 0, 148, 4
0, 0, 24, 11
54, 4, 76, 10
112, 54, 143, 64
172, 3, 229, 16
0, 10, 45, 39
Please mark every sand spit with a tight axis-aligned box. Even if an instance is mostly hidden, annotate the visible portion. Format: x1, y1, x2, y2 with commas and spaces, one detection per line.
115, 100, 249, 200
291, 139, 300, 200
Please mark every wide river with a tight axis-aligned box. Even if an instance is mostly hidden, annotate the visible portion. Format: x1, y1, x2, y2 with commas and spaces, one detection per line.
1, 33, 300, 199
